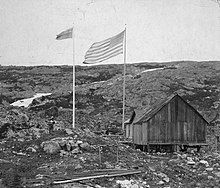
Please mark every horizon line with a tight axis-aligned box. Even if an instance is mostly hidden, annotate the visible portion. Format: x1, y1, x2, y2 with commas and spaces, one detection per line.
0, 60, 219, 67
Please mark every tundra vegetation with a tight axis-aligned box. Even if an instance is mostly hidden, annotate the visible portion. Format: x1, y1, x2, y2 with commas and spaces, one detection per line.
0, 61, 220, 187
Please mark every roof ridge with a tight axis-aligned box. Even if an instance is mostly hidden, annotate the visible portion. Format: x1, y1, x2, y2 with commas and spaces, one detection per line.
133, 94, 177, 123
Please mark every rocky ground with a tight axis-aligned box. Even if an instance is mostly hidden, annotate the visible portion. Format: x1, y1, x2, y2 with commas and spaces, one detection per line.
0, 126, 220, 188
0, 61, 220, 187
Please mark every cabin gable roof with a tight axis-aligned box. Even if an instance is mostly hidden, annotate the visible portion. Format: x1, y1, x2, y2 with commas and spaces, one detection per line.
133, 94, 176, 124
127, 93, 209, 125
177, 94, 209, 125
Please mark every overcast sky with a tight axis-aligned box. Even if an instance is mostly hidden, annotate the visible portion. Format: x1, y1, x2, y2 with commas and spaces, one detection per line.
0, 0, 220, 66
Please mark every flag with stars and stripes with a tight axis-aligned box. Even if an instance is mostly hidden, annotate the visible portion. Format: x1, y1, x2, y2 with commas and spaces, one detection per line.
83, 30, 125, 64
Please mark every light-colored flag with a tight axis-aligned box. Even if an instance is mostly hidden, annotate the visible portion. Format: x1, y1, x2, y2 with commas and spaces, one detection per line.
84, 30, 125, 64
56, 28, 72, 40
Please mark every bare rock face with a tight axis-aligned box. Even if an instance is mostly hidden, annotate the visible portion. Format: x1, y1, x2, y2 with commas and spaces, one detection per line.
41, 141, 60, 154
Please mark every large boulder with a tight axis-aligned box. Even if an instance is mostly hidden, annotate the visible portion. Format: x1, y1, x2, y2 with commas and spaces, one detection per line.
79, 142, 91, 151
41, 141, 60, 154
51, 137, 78, 151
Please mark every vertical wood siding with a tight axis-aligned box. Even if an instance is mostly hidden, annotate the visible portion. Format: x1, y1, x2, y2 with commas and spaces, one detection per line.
133, 95, 207, 145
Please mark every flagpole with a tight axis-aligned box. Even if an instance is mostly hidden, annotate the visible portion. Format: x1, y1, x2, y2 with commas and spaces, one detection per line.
72, 24, 75, 129
122, 25, 126, 131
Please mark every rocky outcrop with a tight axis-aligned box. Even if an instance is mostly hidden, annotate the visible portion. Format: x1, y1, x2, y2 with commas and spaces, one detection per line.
0, 109, 30, 139
40, 136, 92, 155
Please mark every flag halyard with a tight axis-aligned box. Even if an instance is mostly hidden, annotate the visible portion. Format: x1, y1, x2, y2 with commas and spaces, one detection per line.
84, 30, 125, 64
56, 28, 73, 40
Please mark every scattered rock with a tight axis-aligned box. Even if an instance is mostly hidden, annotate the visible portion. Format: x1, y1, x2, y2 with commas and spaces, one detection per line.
148, 166, 155, 172
163, 177, 170, 183
79, 142, 91, 151
104, 161, 114, 169
75, 164, 82, 170
157, 172, 167, 178
26, 147, 37, 153
131, 184, 139, 188
6, 129, 15, 138
71, 147, 80, 154
12, 151, 27, 156
116, 180, 133, 188
53, 121, 65, 131
35, 174, 44, 179
157, 180, 164, 185
95, 185, 102, 188
17, 138, 25, 142
76, 140, 83, 145
69, 140, 78, 148
202, 172, 208, 176
66, 143, 71, 151
60, 150, 68, 157
199, 160, 209, 167
181, 154, 187, 159
187, 160, 196, 165
206, 167, 213, 171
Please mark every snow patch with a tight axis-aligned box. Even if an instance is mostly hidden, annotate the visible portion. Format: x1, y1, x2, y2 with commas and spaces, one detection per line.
10, 93, 52, 107
141, 68, 164, 73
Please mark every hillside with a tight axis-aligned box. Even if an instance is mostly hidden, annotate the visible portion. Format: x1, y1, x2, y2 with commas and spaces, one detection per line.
1, 61, 220, 134
76, 61, 220, 130
0, 61, 220, 187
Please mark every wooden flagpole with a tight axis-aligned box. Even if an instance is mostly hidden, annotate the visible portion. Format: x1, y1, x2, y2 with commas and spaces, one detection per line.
122, 25, 126, 131
72, 25, 75, 129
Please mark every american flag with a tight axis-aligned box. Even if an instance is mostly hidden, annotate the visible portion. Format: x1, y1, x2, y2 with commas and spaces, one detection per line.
56, 28, 72, 40
84, 30, 125, 64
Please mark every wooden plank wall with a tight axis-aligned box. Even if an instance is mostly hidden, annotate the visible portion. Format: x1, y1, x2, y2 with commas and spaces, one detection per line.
133, 96, 207, 145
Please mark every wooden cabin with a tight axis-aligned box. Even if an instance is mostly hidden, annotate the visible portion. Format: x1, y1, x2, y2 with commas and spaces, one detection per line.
125, 94, 208, 151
